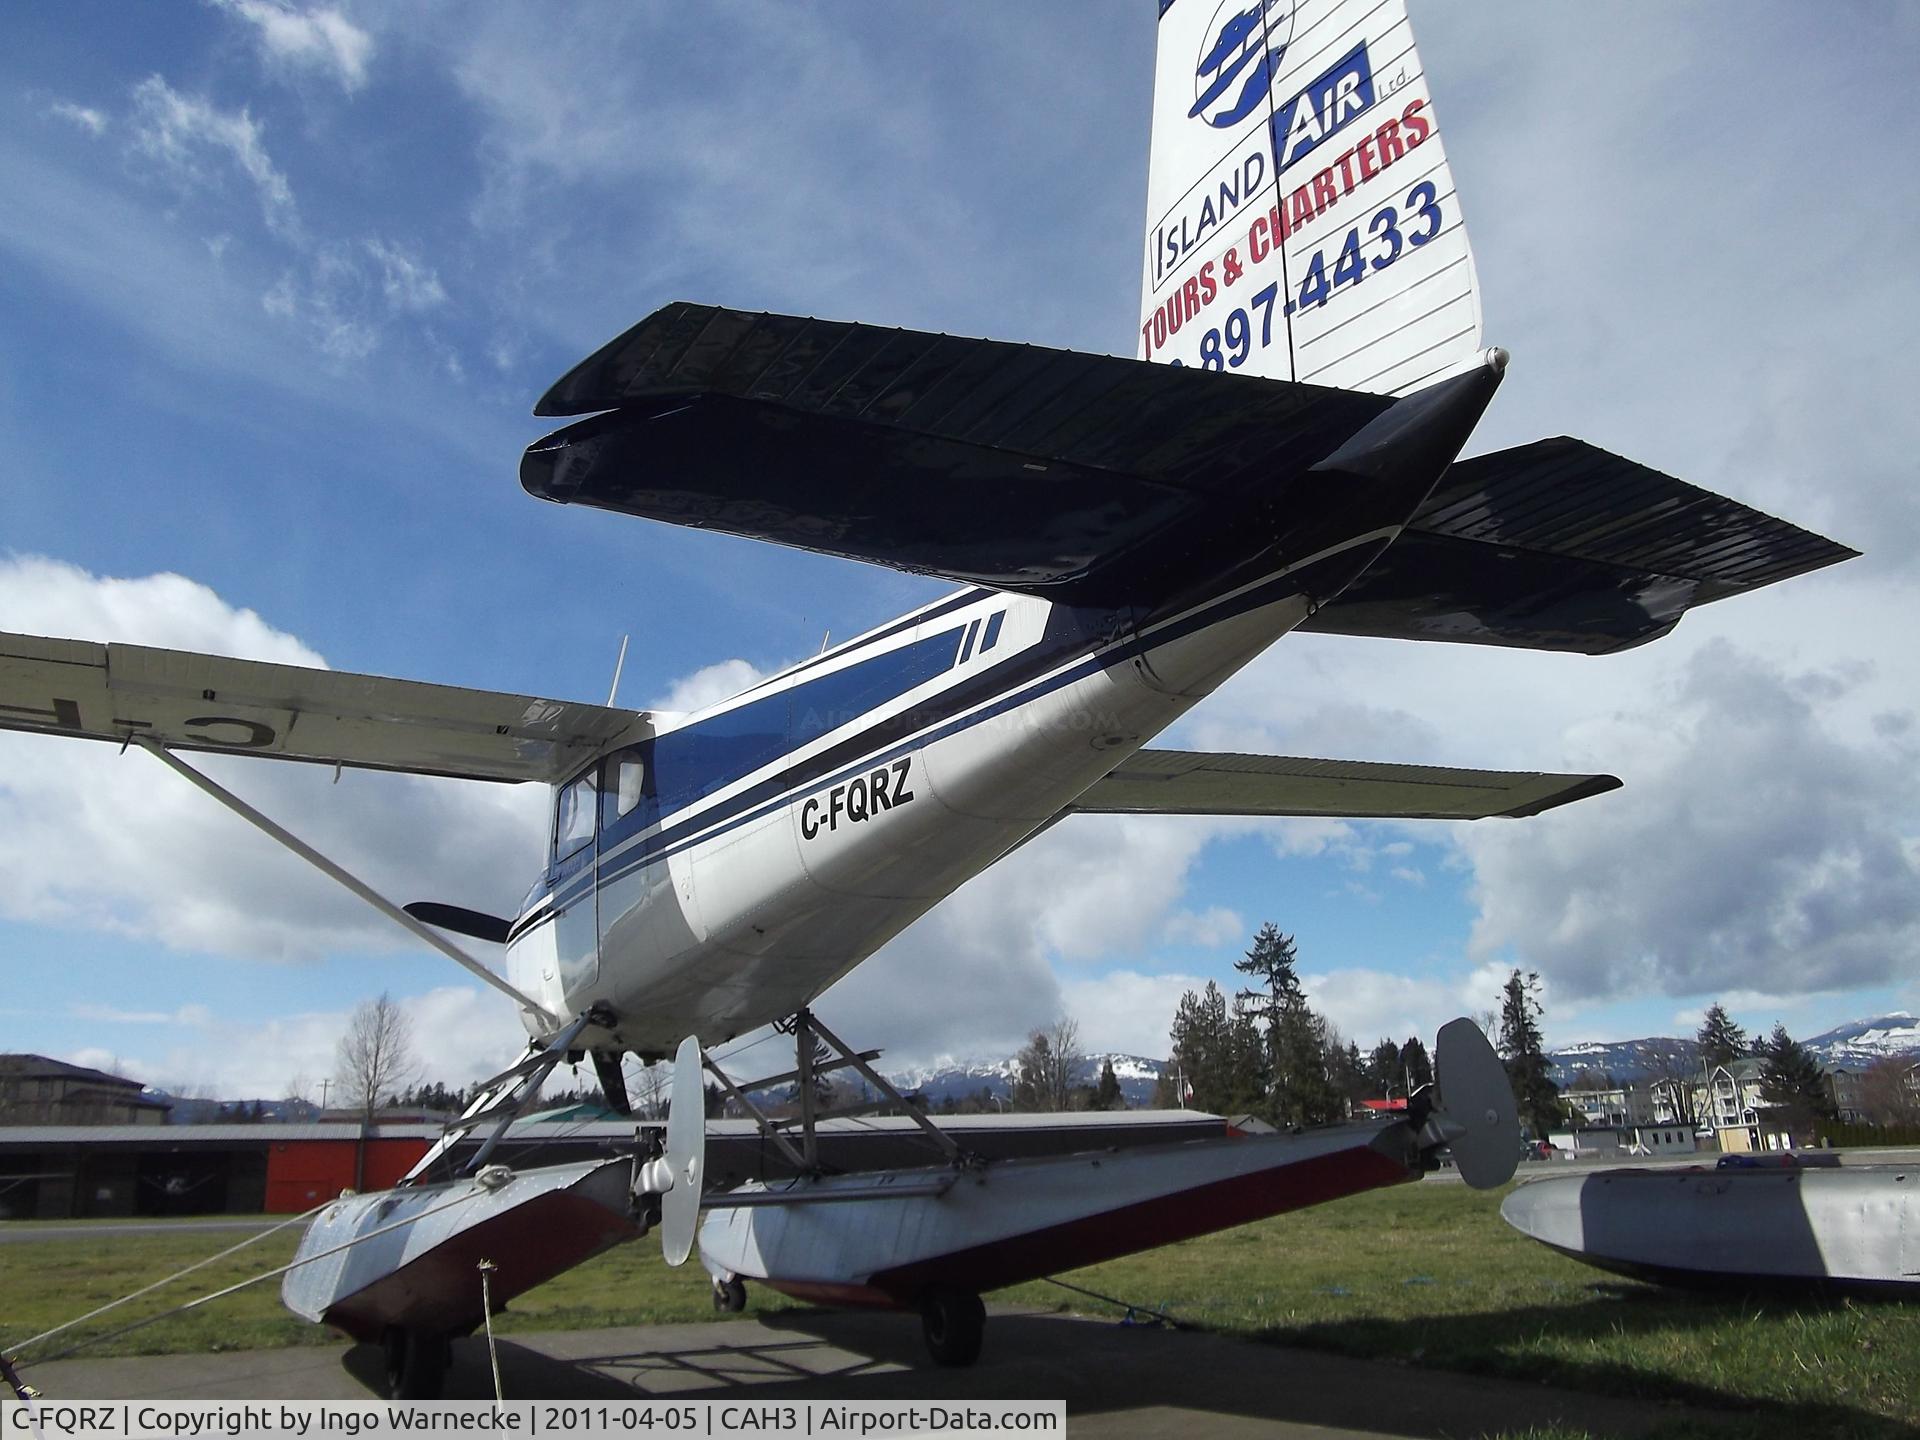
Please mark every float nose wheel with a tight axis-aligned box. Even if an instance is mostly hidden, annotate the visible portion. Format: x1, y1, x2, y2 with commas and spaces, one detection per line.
919, 1288, 985, 1367
711, 1276, 748, 1313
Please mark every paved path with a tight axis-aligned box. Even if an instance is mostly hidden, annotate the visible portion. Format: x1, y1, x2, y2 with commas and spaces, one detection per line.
30, 1307, 1724, 1439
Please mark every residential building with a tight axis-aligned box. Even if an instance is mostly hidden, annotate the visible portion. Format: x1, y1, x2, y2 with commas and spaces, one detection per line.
1698, 1059, 1793, 1153
1561, 1081, 1663, 1129
1546, 1123, 1696, 1159
0, 1054, 171, 1127
1820, 1063, 1866, 1124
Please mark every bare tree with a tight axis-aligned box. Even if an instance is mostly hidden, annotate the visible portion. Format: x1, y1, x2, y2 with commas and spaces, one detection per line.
1013, 1017, 1083, 1112
1048, 1017, 1083, 1110
335, 992, 419, 1125
632, 1059, 669, 1121
1860, 1057, 1920, 1128
282, 1073, 318, 1122
1638, 1039, 1701, 1127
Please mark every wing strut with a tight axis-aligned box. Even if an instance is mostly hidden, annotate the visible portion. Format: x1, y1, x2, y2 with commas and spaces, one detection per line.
132, 737, 561, 1029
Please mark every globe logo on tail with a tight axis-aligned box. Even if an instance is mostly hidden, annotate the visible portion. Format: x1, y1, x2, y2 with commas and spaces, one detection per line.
1189, 0, 1293, 130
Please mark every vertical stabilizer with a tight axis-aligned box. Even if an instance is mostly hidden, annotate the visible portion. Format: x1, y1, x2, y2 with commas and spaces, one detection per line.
1140, 0, 1482, 395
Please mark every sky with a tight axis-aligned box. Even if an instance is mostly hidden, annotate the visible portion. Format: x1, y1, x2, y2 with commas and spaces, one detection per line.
1, 3, 1916, 1100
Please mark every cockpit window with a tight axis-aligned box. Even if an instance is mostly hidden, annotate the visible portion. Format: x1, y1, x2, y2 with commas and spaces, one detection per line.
553, 769, 597, 860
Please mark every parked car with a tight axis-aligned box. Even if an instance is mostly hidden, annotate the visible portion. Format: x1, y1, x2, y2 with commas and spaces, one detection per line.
1716, 1151, 1840, 1169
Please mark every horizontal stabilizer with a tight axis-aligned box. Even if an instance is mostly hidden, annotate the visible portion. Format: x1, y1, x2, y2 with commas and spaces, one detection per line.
1072, 748, 1619, 820
0, 631, 649, 783
523, 302, 1394, 604
1300, 437, 1858, 653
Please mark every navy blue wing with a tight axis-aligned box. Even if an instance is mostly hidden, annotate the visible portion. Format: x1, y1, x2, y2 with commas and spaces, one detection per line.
521, 303, 1395, 606
524, 305, 1855, 648
1300, 437, 1858, 653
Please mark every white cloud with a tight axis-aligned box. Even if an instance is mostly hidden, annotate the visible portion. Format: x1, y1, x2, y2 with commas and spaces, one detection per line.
820, 814, 1245, 1069
48, 101, 108, 136
260, 252, 382, 360
1461, 641, 1920, 1004
209, 0, 372, 93
0, 557, 546, 963
1059, 968, 1209, 1059
1161, 905, 1244, 948
649, 658, 766, 716
1305, 967, 1472, 1051
128, 75, 298, 238
365, 239, 446, 312
0, 139, 467, 408
65, 986, 523, 1099
69, 1003, 214, 1027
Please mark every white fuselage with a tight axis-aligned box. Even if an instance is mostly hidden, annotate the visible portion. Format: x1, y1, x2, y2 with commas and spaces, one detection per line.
502, 550, 1347, 1057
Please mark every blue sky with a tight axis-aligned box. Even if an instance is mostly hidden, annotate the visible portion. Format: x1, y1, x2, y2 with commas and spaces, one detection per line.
2, 3, 1916, 1097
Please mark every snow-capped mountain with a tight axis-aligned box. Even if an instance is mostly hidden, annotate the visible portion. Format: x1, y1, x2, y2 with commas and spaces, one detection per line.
1545, 1038, 1697, 1086
1800, 1013, 1920, 1066
886, 1053, 1167, 1108
1546, 1013, 1920, 1085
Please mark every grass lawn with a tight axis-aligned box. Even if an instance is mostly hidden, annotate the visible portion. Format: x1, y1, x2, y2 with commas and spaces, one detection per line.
3, 1180, 1913, 1438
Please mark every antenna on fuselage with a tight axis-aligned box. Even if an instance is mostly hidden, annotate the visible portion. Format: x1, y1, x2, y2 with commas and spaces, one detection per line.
819, 630, 831, 655
606, 634, 630, 707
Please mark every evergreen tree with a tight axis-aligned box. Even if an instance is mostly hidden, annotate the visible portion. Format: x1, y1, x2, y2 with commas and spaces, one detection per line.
1223, 995, 1271, 1116
1696, 1004, 1750, 1069
1399, 1036, 1433, 1092
1233, 923, 1303, 1028
1334, 1038, 1369, 1110
1498, 969, 1562, 1140
1758, 1023, 1836, 1140
1235, 922, 1344, 1126
1270, 1002, 1342, 1127
1366, 1038, 1403, 1097
1094, 1057, 1123, 1111
1169, 981, 1227, 1112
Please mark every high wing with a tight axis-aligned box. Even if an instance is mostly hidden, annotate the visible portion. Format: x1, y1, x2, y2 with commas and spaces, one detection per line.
1072, 749, 1619, 821
0, 631, 649, 784
1299, 438, 1859, 654
522, 305, 1853, 649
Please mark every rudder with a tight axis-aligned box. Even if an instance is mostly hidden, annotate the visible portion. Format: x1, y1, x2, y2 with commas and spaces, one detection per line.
1139, 0, 1483, 395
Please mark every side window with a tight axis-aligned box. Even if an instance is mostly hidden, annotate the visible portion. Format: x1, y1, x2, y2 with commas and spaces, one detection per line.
605, 749, 647, 825
553, 769, 597, 861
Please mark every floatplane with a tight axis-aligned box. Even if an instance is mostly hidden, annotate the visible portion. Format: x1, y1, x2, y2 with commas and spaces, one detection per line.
0, 0, 1853, 1397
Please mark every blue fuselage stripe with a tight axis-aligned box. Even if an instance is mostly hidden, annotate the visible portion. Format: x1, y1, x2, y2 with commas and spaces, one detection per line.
533, 562, 1321, 916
